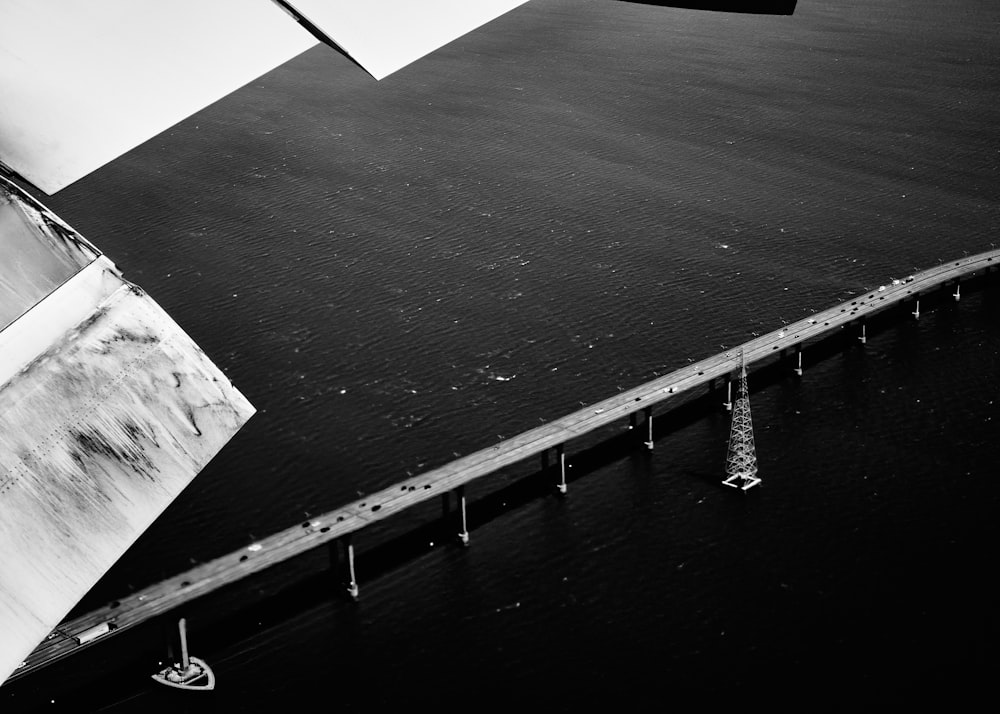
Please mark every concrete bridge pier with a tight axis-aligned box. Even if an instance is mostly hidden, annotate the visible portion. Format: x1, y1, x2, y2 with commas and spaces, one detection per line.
793, 345, 804, 377
455, 485, 470, 546
643, 406, 654, 450
332, 535, 359, 601
556, 444, 567, 494
440, 489, 470, 545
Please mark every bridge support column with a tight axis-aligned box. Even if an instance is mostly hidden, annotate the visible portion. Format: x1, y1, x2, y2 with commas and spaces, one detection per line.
793, 345, 803, 377
954, 281, 961, 301
456, 485, 470, 546
177, 618, 190, 674
723, 377, 733, 411
858, 318, 867, 345
913, 298, 920, 319
643, 406, 654, 450
340, 535, 359, 600
556, 444, 567, 495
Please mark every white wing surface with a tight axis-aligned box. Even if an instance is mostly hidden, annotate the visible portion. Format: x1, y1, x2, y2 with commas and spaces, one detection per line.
0, 0, 317, 194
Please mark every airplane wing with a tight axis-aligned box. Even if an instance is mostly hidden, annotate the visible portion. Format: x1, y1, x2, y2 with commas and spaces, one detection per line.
0, 173, 256, 682
0, 0, 530, 195
0, 1, 792, 194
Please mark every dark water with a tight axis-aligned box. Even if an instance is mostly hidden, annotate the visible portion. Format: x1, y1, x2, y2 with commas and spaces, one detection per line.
4, 0, 999, 710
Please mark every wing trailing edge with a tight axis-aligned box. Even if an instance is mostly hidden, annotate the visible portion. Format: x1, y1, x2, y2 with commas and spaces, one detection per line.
279, 0, 532, 81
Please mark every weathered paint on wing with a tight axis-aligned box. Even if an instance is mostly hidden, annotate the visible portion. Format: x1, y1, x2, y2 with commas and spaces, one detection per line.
0, 178, 255, 683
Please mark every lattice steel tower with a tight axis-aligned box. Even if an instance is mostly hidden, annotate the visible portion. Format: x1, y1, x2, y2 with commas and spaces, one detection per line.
722, 351, 760, 491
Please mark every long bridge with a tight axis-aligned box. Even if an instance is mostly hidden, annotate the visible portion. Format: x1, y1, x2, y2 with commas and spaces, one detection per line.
6, 248, 998, 683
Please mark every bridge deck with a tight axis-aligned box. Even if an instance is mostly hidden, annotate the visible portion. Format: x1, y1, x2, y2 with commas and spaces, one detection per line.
8, 248, 998, 682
